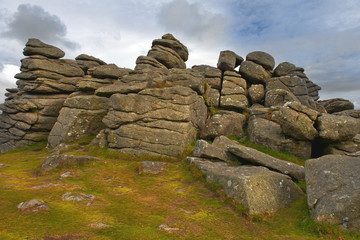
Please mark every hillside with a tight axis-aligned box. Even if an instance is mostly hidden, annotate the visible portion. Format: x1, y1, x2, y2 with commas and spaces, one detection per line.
0, 139, 359, 240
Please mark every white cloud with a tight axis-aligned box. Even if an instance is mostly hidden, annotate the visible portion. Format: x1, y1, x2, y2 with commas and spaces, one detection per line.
0, 64, 19, 102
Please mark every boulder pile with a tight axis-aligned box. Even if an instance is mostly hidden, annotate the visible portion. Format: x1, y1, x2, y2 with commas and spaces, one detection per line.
0, 35, 359, 231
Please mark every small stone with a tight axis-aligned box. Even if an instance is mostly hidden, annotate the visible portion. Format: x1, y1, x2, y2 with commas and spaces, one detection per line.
62, 192, 95, 202
0, 163, 9, 168
59, 171, 73, 180
17, 199, 50, 212
32, 183, 60, 189
158, 224, 180, 232
89, 223, 111, 229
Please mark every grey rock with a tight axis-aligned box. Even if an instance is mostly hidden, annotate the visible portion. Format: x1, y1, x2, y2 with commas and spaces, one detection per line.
239, 61, 271, 84
248, 84, 265, 103
41, 154, 100, 171
204, 87, 220, 107
318, 98, 355, 114
188, 158, 304, 214
21, 57, 84, 77
200, 110, 246, 139
89, 223, 111, 229
135, 56, 168, 71
17, 199, 50, 212
276, 105, 318, 141
217, 50, 241, 71
148, 45, 186, 69
274, 62, 297, 77
152, 33, 189, 61
305, 155, 360, 232
248, 117, 312, 159
164, 68, 205, 94
228, 144, 305, 180
23, 38, 65, 59
265, 89, 299, 107
62, 192, 96, 202
317, 113, 360, 141
193, 139, 237, 162
192, 65, 222, 90
139, 161, 166, 174
333, 109, 360, 119
76, 77, 114, 92
158, 224, 180, 232
88, 64, 131, 79
75, 54, 106, 73
246, 51, 275, 71
220, 71, 248, 110
104, 86, 207, 157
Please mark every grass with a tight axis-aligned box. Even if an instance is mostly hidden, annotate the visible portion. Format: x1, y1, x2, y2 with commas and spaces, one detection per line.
0, 140, 359, 239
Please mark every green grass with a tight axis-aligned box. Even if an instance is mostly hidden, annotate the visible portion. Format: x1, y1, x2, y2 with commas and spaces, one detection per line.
0, 141, 358, 239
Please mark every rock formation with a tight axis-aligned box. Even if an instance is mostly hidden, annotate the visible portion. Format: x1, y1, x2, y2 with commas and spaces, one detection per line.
1, 34, 360, 231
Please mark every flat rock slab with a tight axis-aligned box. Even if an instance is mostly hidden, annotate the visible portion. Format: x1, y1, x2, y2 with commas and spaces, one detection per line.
62, 192, 95, 202
305, 155, 360, 232
17, 199, 50, 212
41, 154, 100, 171
187, 157, 304, 215
139, 161, 166, 174
228, 144, 305, 181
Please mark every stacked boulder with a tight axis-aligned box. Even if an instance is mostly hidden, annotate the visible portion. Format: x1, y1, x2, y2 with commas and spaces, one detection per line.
0, 39, 84, 153
47, 63, 131, 148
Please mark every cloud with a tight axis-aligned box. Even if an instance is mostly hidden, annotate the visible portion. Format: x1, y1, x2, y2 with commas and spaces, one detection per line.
1, 4, 78, 50
0, 64, 18, 103
157, 0, 228, 44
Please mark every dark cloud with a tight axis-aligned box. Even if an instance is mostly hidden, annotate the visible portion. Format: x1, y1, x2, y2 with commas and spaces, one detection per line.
2, 4, 78, 49
158, 0, 228, 44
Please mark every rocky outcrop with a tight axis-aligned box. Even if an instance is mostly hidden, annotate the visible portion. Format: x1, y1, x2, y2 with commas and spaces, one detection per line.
306, 155, 360, 231
318, 98, 355, 114
102, 86, 207, 157
220, 71, 248, 110
23, 38, 65, 59
188, 157, 304, 215
41, 154, 101, 171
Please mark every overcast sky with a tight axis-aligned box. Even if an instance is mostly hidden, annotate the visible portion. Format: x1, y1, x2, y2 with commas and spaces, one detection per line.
0, 0, 359, 108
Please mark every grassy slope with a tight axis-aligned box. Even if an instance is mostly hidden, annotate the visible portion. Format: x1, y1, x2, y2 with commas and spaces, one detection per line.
0, 141, 359, 240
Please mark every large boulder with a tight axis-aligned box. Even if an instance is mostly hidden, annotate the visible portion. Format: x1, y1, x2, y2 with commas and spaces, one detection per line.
200, 110, 246, 139
239, 61, 271, 84
193, 140, 237, 162
102, 86, 207, 157
217, 50, 243, 71
21, 57, 84, 77
305, 155, 360, 231
148, 45, 186, 69
135, 56, 169, 72
188, 158, 304, 214
152, 33, 189, 61
192, 65, 222, 90
318, 98, 354, 114
265, 89, 298, 107
47, 94, 109, 148
248, 84, 265, 104
75, 54, 106, 73
87, 64, 131, 79
248, 117, 312, 159
164, 68, 205, 94
23, 38, 65, 59
273, 62, 297, 77
228, 144, 305, 181
246, 51, 275, 71
220, 71, 248, 110
317, 113, 360, 142
275, 103, 319, 141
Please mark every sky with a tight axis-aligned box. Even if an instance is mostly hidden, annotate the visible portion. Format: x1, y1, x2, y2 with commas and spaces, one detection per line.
0, 0, 359, 108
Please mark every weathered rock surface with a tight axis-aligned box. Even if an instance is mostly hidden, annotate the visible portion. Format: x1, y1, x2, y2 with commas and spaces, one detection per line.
87, 64, 131, 79
188, 157, 304, 214
228, 144, 305, 180
334, 109, 360, 119
102, 86, 207, 157
41, 154, 100, 171
275, 104, 318, 141
246, 51, 275, 71
248, 117, 312, 159
148, 45, 186, 69
248, 84, 265, 104
48, 93, 109, 148
200, 110, 246, 139
17, 199, 50, 212
62, 192, 96, 202
192, 65, 222, 90
306, 155, 360, 231
217, 50, 242, 71
75, 54, 107, 74
164, 68, 205, 94
317, 113, 360, 141
239, 60, 271, 84
273, 62, 296, 77
318, 98, 355, 114
193, 139, 237, 162
220, 71, 248, 110
152, 33, 189, 61
23, 39, 65, 59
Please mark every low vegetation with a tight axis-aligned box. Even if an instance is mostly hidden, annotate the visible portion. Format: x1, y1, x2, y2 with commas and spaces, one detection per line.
0, 139, 358, 239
